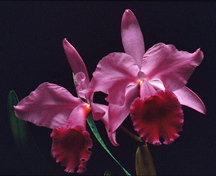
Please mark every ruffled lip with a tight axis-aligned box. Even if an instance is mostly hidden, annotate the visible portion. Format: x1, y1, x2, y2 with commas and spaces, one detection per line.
50, 125, 93, 173
130, 90, 184, 145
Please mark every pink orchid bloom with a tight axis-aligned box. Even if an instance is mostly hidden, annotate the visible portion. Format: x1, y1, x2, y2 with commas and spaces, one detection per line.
14, 39, 118, 173
130, 80, 184, 145
89, 9, 206, 144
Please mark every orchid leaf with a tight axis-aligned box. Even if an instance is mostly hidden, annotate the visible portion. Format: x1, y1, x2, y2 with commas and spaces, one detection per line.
7, 90, 56, 175
87, 114, 131, 176
72, 72, 75, 84
8, 90, 28, 149
135, 143, 157, 175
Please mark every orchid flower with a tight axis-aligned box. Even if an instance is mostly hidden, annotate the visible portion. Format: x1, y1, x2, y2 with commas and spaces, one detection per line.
89, 9, 206, 145
14, 39, 118, 173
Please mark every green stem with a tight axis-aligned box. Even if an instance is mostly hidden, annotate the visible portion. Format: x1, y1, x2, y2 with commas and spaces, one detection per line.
119, 125, 144, 144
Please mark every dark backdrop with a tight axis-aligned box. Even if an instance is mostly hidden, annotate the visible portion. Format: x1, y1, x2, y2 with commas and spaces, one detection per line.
1, 1, 216, 175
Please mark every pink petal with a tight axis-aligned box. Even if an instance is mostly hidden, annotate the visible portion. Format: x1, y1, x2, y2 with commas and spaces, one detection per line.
90, 102, 106, 121
148, 78, 165, 91
121, 9, 145, 68
89, 52, 139, 105
140, 80, 156, 100
66, 104, 91, 129
14, 82, 83, 129
50, 125, 93, 173
74, 72, 89, 99
109, 84, 139, 133
94, 104, 119, 146
173, 86, 206, 114
142, 43, 204, 91
63, 38, 89, 91
130, 90, 184, 145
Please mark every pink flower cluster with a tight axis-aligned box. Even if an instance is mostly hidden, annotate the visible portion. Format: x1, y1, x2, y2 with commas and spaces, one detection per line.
14, 9, 205, 173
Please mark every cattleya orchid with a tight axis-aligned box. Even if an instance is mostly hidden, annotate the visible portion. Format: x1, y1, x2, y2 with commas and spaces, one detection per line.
90, 9, 206, 145
9, 8, 206, 175
14, 39, 118, 173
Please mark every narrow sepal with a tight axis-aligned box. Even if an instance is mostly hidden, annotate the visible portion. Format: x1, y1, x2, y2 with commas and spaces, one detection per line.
121, 9, 145, 67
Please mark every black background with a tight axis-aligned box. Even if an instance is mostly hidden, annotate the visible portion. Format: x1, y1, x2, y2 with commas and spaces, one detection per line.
1, 1, 216, 175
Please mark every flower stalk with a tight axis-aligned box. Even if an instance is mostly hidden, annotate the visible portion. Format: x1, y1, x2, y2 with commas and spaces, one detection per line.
119, 125, 143, 143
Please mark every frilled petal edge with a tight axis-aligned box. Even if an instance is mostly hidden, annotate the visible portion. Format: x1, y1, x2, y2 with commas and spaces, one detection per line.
14, 82, 84, 129
130, 90, 184, 145
50, 125, 93, 173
